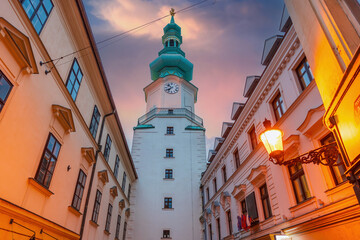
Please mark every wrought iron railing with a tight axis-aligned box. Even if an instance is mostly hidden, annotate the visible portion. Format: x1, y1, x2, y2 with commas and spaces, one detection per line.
137, 108, 203, 126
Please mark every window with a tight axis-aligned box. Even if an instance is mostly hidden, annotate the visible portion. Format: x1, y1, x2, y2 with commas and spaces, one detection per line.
241, 199, 247, 215
0, 71, 13, 112
163, 230, 170, 238
114, 155, 120, 179
227, 210, 233, 235
122, 222, 127, 240
272, 92, 285, 121
296, 58, 314, 90
208, 223, 213, 240
115, 215, 121, 239
166, 148, 173, 158
248, 126, 257, 150
213, 178, 217, 193
105, 203, 113, 232
71, 169, 87, 211
289, 162, 311, 203
35, 133, 61, 188
91, 190, 102, 223
206, 188, 210, 202
89, 105, 101, 139
20, 0, 53, 34
165, 169, 173, 179
122, 172, 127, 191
222, 166, 227, 183
245, 192, 259, 225
260, 183, 272, 219
128, 184, 131, 200
166, 127, 174, 134
164, 197, 172, 209
216, 218, 221, 240
233, 149, 240, 169
321, 133, 346, 185
169, 39, 174, 47
103, 134, 112, 161
66, 59, 83, 101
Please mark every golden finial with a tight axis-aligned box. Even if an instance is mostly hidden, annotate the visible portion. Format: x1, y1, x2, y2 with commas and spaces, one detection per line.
170, 8, 175, 17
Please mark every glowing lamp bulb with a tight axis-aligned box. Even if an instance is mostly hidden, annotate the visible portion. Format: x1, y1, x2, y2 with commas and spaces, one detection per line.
260, 128, 284, 159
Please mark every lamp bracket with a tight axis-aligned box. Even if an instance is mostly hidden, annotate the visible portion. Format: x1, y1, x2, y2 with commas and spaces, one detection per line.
270, 142, 341, 166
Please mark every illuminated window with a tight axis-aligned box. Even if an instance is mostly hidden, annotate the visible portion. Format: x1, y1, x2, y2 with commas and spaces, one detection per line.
71, 169, 87, 211
89, 105, 101, 139
289, 162, 311, 203
296, 58, 314, 91
164, 197, 172, 209
260, 183, 272, 219
103, 134, 112, 161
272, 92, 285, 121
35, 133, 61, 188
91, 190, 102, 223
321, 133, 346, 185
66, 59, 83, 101
20, 0, 53, 34
0, 71, 13, 112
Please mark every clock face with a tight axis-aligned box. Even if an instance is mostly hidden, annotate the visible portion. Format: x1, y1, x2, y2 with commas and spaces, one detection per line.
164, 82, 179, 94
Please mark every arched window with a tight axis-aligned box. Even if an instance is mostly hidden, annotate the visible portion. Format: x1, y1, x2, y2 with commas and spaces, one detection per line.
169, 39, 174, 47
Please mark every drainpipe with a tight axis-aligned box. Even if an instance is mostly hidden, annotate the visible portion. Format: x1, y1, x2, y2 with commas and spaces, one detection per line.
79, 110, 116, 240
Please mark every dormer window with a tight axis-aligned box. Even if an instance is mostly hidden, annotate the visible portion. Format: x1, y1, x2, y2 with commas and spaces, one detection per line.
169, 39, 174, 47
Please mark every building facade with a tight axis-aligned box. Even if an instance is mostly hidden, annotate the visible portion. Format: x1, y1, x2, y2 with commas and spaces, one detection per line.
0, 0, 137, 239
284, 0, 360, 199
201, 8, 360, 240
127, 14, 207, 240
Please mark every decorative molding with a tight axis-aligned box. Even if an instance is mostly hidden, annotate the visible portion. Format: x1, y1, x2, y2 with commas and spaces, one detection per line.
125, 208, 131, 218
81, 147, 95, 166
247, 165, 267, 187
283, 135, 300, 160
0, 17, 38, 74
211, 201, 220, 218
220, 191, 232, 211
110, 186, 118, 198
231, 184, 246, 199
205, 208, 212, 223
119, 199, 125, 210
98, 170, 109, 184
52, 105, 76, 133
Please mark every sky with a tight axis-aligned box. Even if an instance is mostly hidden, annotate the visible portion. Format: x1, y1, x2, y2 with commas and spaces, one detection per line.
82, 0, 285, 153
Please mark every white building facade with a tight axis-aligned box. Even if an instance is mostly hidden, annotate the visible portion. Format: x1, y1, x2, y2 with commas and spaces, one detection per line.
127, 15, 207, 240
201, 9, 360, 240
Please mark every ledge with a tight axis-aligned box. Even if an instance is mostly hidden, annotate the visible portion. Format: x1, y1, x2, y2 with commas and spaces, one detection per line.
165, 134, 175, 136
68, 206, 82, 217
89, 220, 99, 228
28, 178, 54, 197
133, 124, 155, 130
164, 157, 175, 159
289, 196, 316, 213
163, 178, 175, 181
162, 208, 174, 211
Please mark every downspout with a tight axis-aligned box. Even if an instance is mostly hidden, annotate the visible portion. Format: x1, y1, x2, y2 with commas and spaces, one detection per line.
79, 110, 116, 240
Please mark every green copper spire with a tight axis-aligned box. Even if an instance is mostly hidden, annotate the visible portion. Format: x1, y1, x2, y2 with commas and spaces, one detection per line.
149, 9, 193, 82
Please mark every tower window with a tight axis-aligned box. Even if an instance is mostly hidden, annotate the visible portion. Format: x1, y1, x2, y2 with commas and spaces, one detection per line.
165, 169, 173, 179
164, 197, 173, 209
169, 39, 174, 47
166, 127, 174, 135
166, 148, 173, 158
163, 230, 170, 238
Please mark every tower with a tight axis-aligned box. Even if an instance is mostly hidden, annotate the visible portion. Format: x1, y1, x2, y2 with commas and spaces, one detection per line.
128, 11, 207, 240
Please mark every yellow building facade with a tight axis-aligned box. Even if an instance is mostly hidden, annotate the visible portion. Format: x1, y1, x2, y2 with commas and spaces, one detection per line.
0, 0, 137, 239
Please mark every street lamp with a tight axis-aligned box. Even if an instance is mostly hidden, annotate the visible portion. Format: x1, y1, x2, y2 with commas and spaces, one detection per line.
259, 119, 341, 166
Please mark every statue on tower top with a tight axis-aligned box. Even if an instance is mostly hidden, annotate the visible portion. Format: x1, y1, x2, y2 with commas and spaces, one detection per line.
170, 8, 175, 17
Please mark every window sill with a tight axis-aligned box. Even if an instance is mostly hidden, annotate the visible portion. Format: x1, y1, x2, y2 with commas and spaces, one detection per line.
164, 157, 175, 159
28, 178, 54, 197
325, 180, 353, 202
163, 178, 175, 181
68, 206, 82, 217
165, 134, 175, 136
161, 238, 172, 239
104, 229, 110, 235
289, 196, 316, 212
162, 208, 174, 211
89, 220, 99, 228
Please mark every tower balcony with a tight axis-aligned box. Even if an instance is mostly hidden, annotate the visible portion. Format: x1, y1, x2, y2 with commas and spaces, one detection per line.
137, 108, 203, 126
